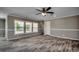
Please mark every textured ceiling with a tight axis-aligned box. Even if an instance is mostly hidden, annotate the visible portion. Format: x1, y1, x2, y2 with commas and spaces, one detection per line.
0, 7, 79, 21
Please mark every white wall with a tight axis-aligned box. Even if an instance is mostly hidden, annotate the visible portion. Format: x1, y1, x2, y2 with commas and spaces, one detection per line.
53, 7, 79, 18
44, 15, 79, 40
0, 13, 7, 18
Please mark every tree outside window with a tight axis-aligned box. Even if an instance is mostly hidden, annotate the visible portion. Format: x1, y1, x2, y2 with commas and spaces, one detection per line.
15, 20, 24, 34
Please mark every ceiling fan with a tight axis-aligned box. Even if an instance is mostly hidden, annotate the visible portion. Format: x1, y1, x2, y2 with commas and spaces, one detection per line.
36, 7, 54, 16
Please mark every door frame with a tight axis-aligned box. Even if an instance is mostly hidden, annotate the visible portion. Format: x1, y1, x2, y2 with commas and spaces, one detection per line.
0, 14, 8, 40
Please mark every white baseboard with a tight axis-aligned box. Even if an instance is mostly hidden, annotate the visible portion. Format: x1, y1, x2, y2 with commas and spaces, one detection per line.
8, 33, 41, 40
48, 35, 79, 41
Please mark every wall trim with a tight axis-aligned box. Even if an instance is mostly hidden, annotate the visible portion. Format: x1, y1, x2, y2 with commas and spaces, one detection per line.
8, 33, 41, 40
49, 34, 79, 41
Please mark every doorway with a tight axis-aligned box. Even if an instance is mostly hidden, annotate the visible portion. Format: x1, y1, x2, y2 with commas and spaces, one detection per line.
0, 19, 5, 38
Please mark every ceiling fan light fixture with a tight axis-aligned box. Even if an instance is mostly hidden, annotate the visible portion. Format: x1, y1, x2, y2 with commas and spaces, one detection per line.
36, 7, 54, 16
42, 13, 47, 16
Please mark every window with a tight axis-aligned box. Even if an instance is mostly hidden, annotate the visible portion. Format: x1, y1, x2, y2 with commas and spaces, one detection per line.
25, 21, 32, 33
33, 22, 38, 32
14, 20, 38, 34
15, 20, 24, 34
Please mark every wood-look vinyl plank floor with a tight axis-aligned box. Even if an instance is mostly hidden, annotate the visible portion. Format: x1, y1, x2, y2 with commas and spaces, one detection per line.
0, 35, 79, 52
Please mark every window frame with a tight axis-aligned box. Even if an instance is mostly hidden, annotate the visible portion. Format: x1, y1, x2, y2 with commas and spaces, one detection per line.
25, 21, 32, 33
14, 20, 39, 35
33, 22, 38, 32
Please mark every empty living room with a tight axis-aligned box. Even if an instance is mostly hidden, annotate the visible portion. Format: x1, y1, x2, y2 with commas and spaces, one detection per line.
0, 7, 79, 52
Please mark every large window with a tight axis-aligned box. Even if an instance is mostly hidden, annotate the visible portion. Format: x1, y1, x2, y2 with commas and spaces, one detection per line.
33, 22, 38, 32
15, 20, 24, 34
25, 21, 32, 33
14, 20, 38, 34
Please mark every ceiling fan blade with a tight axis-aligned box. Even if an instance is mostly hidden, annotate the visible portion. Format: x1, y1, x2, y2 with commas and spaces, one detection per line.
36, 13, 41, 15
46, 7, 52, 11
36, 9, 42, 12
42, 8, 45, 12
47, 12, 54, 14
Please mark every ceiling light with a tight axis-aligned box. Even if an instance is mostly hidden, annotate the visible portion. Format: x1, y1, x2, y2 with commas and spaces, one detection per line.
41, 13, 47, 16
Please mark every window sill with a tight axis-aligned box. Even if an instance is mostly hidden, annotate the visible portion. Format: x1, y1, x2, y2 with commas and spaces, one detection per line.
14, 32, 38, 35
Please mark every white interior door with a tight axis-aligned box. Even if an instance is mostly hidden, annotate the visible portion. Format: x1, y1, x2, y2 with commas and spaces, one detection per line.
44, 21, 51, 35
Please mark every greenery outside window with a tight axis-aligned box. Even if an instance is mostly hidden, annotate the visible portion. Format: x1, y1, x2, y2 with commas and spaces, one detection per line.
15, 20, 24, 34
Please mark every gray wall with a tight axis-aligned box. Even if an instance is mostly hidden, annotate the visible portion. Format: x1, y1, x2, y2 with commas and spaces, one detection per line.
0, 19, 5, 37
50, 15, 79, 39
8, 16, 43, 40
